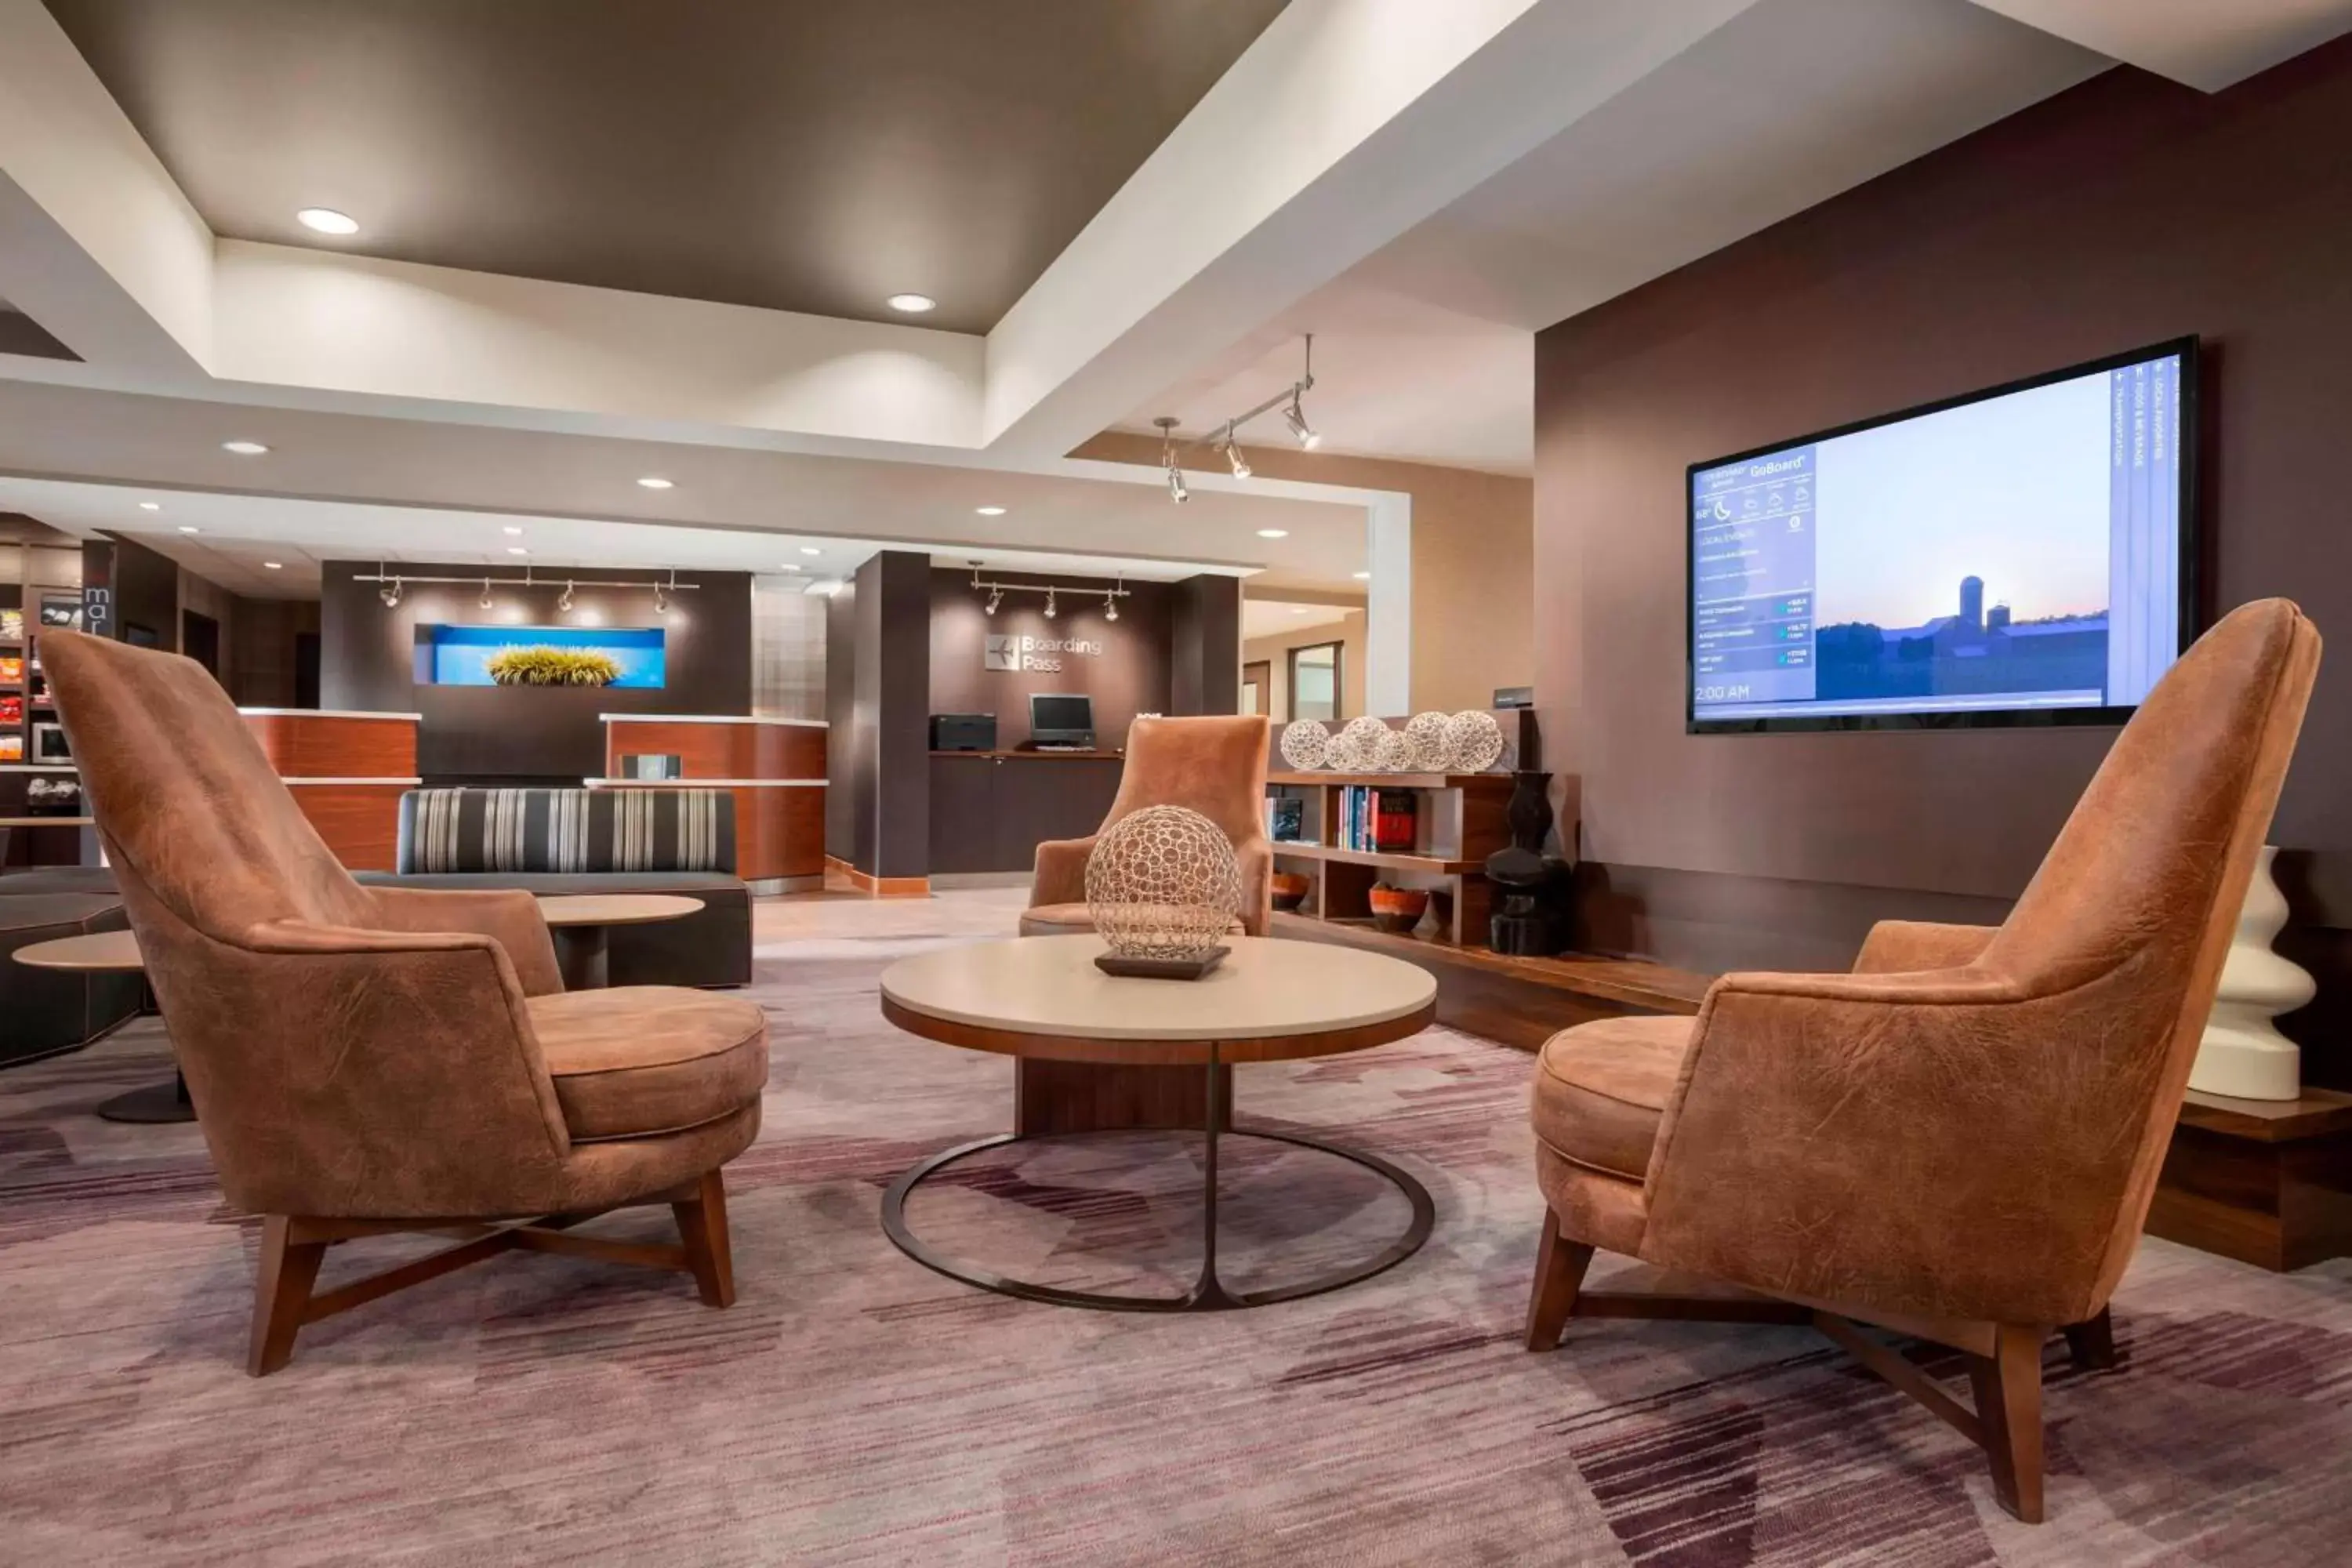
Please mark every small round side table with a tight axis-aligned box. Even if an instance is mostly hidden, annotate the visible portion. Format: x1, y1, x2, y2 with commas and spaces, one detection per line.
535, 894, 706, 990
11, 927, 187, 1123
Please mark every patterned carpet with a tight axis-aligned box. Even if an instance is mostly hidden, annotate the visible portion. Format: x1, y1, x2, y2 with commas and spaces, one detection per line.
4, 888, 2352, 1565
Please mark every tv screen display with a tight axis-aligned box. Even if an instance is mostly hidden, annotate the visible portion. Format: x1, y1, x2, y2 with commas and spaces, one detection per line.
1687, 339, 2194, 732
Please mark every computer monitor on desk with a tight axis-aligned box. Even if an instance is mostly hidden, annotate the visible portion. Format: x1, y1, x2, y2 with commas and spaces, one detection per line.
1029, 694, 1096, 750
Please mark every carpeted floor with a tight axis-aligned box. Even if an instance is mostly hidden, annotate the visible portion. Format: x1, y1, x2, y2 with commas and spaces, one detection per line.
5, 888, 2352, 1565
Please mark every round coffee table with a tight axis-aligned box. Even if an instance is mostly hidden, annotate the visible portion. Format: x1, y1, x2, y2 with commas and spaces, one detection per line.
535, 894, 704, 989
879, 934, 1439, 1312
10, 927, 187, 1123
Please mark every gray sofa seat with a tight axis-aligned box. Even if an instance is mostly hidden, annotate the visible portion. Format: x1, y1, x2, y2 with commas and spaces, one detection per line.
0, 888, 143, 1067
354, 869, 751, 989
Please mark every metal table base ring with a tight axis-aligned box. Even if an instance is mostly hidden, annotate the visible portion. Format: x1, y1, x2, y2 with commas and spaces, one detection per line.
881, 1049, 1436, 1312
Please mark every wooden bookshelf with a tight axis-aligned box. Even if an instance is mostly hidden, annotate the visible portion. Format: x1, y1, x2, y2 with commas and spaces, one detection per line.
1268, 768, 1514, 946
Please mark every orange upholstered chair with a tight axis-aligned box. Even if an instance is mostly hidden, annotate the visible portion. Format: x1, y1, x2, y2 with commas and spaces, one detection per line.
1022, 714, 1273, 938
1523, 599, 2321, 1522
45, 631, 768, 1374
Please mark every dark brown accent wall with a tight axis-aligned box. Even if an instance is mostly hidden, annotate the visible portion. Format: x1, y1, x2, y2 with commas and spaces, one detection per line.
928, 568, 1173, 750
319, 561, 750, 784
1170, 573, 1243, 717
1534, 44, 2352, 1081
824, 551, 931, 879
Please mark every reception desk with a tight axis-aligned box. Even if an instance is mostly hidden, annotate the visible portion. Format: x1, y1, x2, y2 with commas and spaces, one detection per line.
597, 715, 827, 887
927, 750, 1123, 877
240, 709, 421, 872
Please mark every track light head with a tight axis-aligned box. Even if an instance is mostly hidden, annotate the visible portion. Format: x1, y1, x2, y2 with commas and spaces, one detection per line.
379, 579, 401, 608
1043, 590, 1057, 620
478, 579, 494, 610
1154, 415, 1189, 504
985, 587, 1002, 616
1104, 593, 1119, 622
557, 581, 575, 613
1167, 465, 1189, 504
654, 585, 670, 613
1284, 390, 1319, 449
1224, 424, 1251, 480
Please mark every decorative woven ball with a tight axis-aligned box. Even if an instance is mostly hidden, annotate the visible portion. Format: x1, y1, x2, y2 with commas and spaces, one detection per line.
1084, 805, 1243, 960
1374, 728, 1415, 772
1403, 711, 1452, 771
1278, 719, 1330, 771
1445, 710, 1506, 772
1327, 715, 1389, 772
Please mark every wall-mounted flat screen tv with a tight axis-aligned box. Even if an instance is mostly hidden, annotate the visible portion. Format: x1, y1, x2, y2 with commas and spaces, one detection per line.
1687, 337, 2196, 733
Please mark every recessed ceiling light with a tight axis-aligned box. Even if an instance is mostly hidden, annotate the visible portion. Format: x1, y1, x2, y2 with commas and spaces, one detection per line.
1257, 528, 1289, 539
138, 501, 162, 512
177, 525, 199, 535
637, 476, 674, 490
221, 440, 269, 456
975, 505, 1007, 517
262, 561, 282, 570
297, 208, 360, 236
800, 546, 821, 556
1352, 571, 1371, 580
887, 293, 937, 314
502, 526, 524, 536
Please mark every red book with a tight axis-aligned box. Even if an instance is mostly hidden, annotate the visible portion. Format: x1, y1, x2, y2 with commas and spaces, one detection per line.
1372, 789, 1417, 852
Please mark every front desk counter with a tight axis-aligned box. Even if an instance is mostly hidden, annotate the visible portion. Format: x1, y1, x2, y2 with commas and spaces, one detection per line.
927, 750, 1123, 876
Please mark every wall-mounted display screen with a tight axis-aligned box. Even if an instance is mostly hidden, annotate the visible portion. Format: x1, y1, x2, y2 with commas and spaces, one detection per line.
1687, 338, 2195, 733
415, 624, 667, 688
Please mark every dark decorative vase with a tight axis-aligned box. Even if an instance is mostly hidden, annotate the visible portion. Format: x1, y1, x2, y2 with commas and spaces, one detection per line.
1485, 770, 1568, 956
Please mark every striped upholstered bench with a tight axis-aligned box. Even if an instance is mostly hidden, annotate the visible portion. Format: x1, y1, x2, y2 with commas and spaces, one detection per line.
398, 787, 735, 876
356, 788, 752, 989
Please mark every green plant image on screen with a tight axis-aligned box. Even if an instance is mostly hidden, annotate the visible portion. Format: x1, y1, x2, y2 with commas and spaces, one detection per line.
484, 646, 624, 687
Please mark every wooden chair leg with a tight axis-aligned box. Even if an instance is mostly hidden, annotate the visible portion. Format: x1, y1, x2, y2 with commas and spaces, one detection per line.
673, 1170, 736, 1308
2062, 1307, 2117, 1370
1969, 1323, 2046, 1523
248, 1215, 328, 1377
1524, 1209, 1595, 1352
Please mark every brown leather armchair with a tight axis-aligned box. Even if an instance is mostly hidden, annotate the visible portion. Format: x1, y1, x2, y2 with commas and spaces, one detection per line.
44, 632, 770, 1375
1021, 714, 1274, 937
1523, 598, 2321, 1522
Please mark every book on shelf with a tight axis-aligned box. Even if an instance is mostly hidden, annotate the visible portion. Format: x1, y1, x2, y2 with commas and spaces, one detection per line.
1333, 786, 1417, 853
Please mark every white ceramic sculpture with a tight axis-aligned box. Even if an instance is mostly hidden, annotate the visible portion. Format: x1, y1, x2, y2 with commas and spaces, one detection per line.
1443, 710, 1505, 773
1403, 711, 1452, 771
2189, 845, 2313, 1102
1084, 805, 1243, 961
1279, 719, 1330, 771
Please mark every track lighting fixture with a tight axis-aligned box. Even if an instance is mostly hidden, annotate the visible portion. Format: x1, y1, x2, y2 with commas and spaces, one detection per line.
557, 581, 575, 613
356, 568, 703, 608
1152, 336, 1318, 503
654, 584, 670, 612
970, 568, 1125, 620
1155, 416, 1189, 504
1283, 390, 1319, 449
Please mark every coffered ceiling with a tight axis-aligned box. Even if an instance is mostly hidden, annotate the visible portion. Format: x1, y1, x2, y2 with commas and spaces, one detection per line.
39, 0, 1289, 332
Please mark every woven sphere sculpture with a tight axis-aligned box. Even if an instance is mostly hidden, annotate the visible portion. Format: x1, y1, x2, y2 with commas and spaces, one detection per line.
1445, 710, 1506, 772
1374, 728, 1415, 772
1403, 711, 1452, 771
1084, 805, 1243, 960
1327, 715, 1389, 772
1279, 719, 1330, 771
